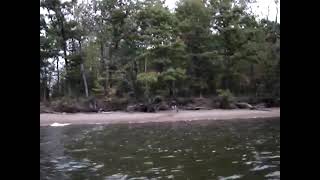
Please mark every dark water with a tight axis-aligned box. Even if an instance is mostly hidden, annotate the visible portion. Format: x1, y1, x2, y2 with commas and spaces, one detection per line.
40, 118, 280, 180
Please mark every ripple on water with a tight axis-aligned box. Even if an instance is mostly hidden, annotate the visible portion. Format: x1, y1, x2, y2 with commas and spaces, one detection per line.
225, 147, 235, 151
255, 139, 266, 144
171, 169, 181, 173
272, 161, 280, 165
218, 174, 243, 180
146, 168, 161, 173
265, 171, 280, 178
250, 165, 277, 171
166, 175, 174, 179
260, 151, 273, 155
128, 177, 148, 180
120, 156, 134, 159
244, 161, 262, 165
143, 162, 153, 165
160, 155, 175, 159
104, 173, 128, 180
90, 164, 104, 171
50, 123, 70, 127
94, 164, 104, 169
176, 165, 184, 169
261, 155, 280, 159
69, 148, 88, 153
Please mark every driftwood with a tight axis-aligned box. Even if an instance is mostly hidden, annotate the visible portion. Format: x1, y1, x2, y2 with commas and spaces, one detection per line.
235, 102, 253, 109
184, 106, 207, 110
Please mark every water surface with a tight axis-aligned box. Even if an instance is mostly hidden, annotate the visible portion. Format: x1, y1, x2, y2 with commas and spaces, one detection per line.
40, 118, 280, 180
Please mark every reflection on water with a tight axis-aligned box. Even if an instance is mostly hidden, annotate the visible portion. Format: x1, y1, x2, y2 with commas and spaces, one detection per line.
40, 118, 280, 180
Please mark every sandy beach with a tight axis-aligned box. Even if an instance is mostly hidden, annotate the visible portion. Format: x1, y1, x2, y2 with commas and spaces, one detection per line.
40, 108, 280, 126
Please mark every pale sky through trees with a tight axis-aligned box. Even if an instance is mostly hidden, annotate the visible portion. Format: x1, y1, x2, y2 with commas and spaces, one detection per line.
41, 0, 280, 23
164, 0, 280, 22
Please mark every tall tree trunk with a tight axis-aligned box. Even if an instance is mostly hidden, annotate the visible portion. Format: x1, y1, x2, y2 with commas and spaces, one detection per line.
172, 81, 176, 98
43, 84, 47, 102
48, 71, 53, 101
105, 43, 110, 95
47, 8, 70, 96
42, 76, 47, 102
79, 40, 89, 98
60, 19, 71, 97
144, 57, 147, 72
109, 53, 113, 89
100, 42, 107, 95
100, 42, 104, 69
250, 64, 255, 95
56, 57, 61, 94
43, 65, 50, 102
80, 63, 89, 98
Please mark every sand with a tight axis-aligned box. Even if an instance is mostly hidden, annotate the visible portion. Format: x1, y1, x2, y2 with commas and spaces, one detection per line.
40, 108, 280, 126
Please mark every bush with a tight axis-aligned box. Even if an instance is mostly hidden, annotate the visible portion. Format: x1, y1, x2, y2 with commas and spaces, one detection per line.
217, 89, 234, 109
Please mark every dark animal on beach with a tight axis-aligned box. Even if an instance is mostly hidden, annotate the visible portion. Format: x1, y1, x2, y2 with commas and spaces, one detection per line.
170, 100, 179, 112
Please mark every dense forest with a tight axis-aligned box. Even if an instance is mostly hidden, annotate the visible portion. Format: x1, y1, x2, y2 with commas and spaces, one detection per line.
40, 0, 280, 112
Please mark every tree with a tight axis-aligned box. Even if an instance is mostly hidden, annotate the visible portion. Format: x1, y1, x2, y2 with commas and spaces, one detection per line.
137, 71, 159, 103
40, 0, 280, 107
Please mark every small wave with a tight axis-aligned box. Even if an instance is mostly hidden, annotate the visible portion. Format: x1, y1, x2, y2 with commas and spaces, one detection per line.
90, 164, 104, 171
120, 156, 134, 159
166, 175, 174, 179
128, 177, 148, 180
218, 174, 243, 180
94, 164, 104, 169
171, 169, 181, 172
265, 171, 280, 178
261, 152, 273, 155
261, 155, 280, 159
147, 168, 161, 173
69, 148, 88, 153
251, 165, 277, 171
143, 162, 153, 165
104, 173, 128, 180
50, 122, 71, 127
160, 155, 175, 158
244, 161, 262, 165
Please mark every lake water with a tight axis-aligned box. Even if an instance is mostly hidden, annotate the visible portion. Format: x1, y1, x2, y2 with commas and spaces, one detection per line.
40, 118, 280, 180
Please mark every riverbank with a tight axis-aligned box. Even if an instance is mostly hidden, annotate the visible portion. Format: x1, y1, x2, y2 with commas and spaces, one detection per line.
40, 108, 280, 126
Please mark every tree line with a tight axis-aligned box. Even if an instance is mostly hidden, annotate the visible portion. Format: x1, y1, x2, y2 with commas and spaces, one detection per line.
40, 0, 280, 105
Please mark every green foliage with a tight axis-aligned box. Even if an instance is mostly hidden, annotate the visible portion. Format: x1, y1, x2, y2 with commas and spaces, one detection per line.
217, 89, 234, 109
40, 0, 279, 104
161, 68, 186, 82
137, 72, 159, 85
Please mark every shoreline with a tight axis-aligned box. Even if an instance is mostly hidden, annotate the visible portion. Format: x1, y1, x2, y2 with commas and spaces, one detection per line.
40, 108, 280, 126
